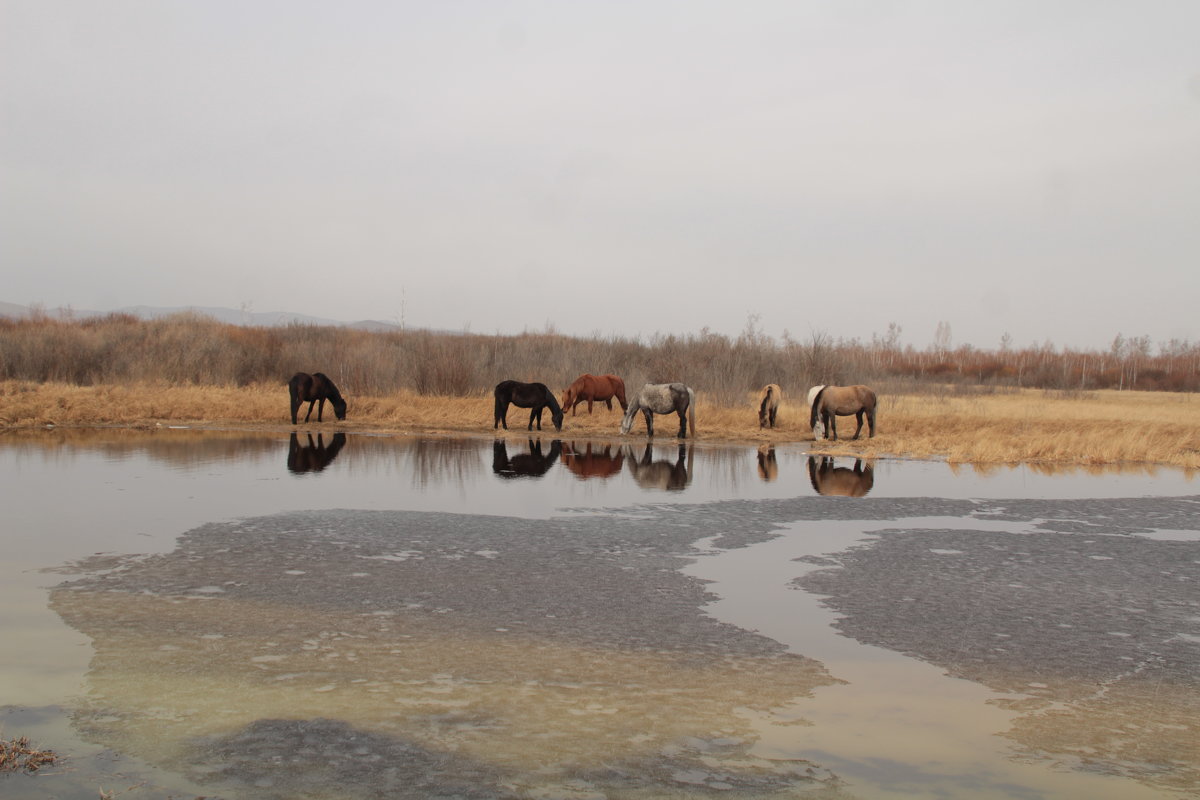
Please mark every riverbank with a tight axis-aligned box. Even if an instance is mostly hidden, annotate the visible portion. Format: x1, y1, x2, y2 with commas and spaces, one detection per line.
2, 381, 1198, 469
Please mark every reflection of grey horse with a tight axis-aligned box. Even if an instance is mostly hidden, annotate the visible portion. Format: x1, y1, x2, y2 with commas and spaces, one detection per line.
624, 443, 693, 491
619, 383, 696, 438
807, 456, 874, 497
810, 385, 877, 440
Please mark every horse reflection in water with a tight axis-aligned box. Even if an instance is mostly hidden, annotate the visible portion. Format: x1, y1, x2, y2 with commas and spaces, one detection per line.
492, 438, 562, 478
560, 441, 625, 480
624, 443, 693, 491
807, 456, 874, 497
287, 432, 347, 474
757, 443, 779, 482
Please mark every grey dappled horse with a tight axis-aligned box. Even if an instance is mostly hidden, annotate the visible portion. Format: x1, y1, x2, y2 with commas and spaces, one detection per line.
619, 382, 696, 439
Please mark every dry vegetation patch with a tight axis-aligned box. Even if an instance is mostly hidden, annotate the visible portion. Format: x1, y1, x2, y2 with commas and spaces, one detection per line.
0, 736, 57, 773
2, 381, 1199, 469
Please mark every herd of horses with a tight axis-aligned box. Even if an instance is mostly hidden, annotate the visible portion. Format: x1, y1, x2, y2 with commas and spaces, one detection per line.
288, 371, 876, 441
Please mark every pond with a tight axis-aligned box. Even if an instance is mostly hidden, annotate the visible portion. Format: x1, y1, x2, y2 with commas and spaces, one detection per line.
1, 428, 1196, 799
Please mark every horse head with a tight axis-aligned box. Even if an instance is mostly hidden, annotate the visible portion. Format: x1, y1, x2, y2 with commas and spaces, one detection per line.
332, 397, 348, 420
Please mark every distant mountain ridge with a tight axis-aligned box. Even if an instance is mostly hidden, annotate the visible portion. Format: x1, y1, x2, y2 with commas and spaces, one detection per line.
0, 301, 405, 333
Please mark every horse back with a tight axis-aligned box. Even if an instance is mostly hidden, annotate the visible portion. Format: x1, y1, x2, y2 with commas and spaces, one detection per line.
289, 372, 314, 401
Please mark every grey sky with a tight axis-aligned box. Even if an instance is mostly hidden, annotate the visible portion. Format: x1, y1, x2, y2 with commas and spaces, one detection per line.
3, 1, 1198, 350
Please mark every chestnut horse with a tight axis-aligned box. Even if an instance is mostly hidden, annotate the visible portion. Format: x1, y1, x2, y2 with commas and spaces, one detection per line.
494, 380, 564, 432
758, 383, 782, 428
620, 383, 696, 439
810, 384, 876, 440
561, 373, 628, 416
289, 372, 347, 425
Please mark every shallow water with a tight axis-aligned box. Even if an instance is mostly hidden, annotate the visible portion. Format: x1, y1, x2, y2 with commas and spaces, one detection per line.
1, 428, 1196, 798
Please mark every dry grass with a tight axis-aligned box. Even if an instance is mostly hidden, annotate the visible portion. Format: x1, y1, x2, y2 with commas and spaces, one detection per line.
2, 381, 1199, 469
0, 736, 57, 773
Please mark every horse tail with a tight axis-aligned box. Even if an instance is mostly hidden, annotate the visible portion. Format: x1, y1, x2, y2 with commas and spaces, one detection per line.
691, 391, 698, 436
810, 386, 828, 430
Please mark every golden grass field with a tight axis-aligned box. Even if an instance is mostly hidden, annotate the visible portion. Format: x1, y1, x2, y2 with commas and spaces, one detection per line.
2, 380, 1198, 470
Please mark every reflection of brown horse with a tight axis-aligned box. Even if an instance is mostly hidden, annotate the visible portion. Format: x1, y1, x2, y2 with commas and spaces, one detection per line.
289, 372, 347, 425
561, 374, 628, 416
807, 456, 874, 497
624, 443, 693, 491
758, 384, 782, 428
492, 438, 561, 478
757, 443, 778, 482
287, 432, 347, 474
810, 385, 877, 440
560, 441, 625, 480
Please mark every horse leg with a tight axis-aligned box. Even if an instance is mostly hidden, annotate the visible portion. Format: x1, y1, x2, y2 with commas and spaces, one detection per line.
316, 397, 326, 422
495, 399, 508, 430
642, 409, 654, 437
852, 410, 864, 440
290, 397, 301, 425
827, 412, 838, 440
868, 408, 876, 437
677, 408, 688, 438
604, 398, 613, 411
303, 400, 316, 423
588, 397, 594, 414
769, 407, 777, 428
528, 407, 540, 431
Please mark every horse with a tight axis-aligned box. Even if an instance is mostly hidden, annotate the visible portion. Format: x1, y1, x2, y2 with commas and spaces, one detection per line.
561, 374, 628, 416
560, 441, 625, 480
757, 443, 778, 482
808, 456, 874, 497
289, 372, 347, 425
287, 432, 347, 474
619, 383, 696, 438
494, 380, 564, 432
758, 383, 782, 428
624, 443, 693, 491
810, 384, 876, 440
492, 438, 562, 478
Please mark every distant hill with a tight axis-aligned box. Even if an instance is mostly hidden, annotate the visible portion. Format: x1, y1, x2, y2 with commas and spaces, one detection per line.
0, 301, 405, 333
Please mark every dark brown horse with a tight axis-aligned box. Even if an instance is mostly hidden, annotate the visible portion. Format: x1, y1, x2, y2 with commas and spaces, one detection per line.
287, 432, 347, 474
758, 383, 782, 428
494, 380, 564, 432
810, 384, 876, 440
561, 374, 628, 416
289, 372, 347, 425
808, 456, 874, 497
560, 441, 626, 480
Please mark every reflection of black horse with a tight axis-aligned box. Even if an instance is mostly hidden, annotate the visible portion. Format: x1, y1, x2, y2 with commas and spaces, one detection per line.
807, 456, 874, 497
492, 438, 562, 478
494, 381, 564, 432
624, 443, 693, 491
289, 372, 347, 425
287, 432, 347, 474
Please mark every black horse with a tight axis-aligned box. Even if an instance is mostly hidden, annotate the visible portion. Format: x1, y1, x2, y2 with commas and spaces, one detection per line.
493, 380, 564, 432
289, 372, 347, 425
492, 438, 562, 478
287, 432, 347, 474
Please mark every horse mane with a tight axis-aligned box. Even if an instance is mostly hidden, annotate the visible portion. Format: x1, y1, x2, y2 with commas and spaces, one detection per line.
312, 372, 343, 401
687, 386, 697, 436
809, 385, 828, 428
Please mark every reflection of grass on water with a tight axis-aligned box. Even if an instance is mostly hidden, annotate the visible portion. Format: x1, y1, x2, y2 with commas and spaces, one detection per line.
0, 736, 57, 772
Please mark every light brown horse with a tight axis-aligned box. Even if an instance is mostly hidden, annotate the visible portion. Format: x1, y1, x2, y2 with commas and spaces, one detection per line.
808, 456, 874, 497
758, 383, 782, 428
810, 384, 877, 440
561, 374, 628, 416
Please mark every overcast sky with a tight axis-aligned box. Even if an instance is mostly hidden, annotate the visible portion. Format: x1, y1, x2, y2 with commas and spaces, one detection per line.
3, 1, 1198, 350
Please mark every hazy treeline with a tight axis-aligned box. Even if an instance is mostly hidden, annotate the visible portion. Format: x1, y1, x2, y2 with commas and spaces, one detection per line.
1, 313, 1198, 403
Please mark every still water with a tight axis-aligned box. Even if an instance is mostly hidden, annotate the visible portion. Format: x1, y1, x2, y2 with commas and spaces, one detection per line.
1, 428, 1196, 799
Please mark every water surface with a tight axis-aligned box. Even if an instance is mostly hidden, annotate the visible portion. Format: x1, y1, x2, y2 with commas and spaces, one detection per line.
1, 429, 1196, 798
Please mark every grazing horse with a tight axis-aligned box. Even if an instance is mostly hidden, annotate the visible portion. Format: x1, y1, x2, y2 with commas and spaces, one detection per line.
810, 384, 876, 440
289, 372, 347, 425
620, 383, 696, 438
561, 374, 628, 416
492, 438, 562, 478
624, 443, 693, 491
560, 441, 626, 480
287, 432, 347, 474
758, 383, 782, 428
494, 380, 564, 432
808, 456, 874, 497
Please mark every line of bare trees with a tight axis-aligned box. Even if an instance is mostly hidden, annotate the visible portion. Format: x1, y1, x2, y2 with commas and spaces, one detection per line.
1, 313, 1197, 402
